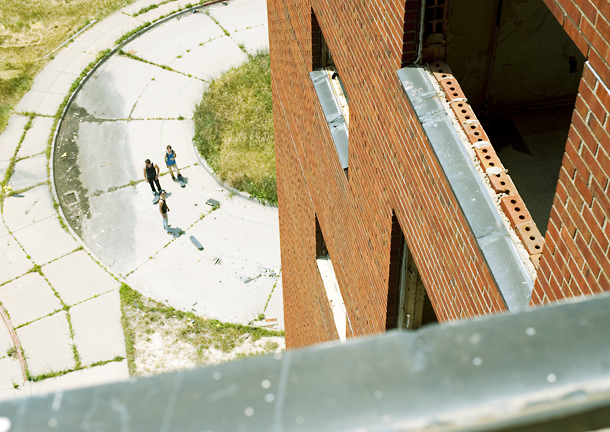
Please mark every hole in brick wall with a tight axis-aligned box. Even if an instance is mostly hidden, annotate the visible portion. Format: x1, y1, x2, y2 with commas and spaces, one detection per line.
489, 162, 495, 166
465, 115, 471, 119
535, 245, 541, 249
444, 0, 585, 236
461, 109, 467, 113
453, 93, 458, 96
482, 148, 488, 153
515, 207, 521, 212
511, 199, 517, 204
470, 125, 476, 129
530, 236, 536, 240
525, 226, 531, 231
387, 212, 439, 331
474, 131, 480, 135
500, 181, 506, 186
458, 103, 463, 107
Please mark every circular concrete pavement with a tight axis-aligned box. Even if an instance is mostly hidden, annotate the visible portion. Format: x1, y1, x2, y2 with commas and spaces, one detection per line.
0, 0, 281, 399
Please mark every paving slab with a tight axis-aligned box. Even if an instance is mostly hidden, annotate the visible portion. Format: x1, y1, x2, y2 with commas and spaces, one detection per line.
27, 360, 128, 398
121, 0, 160, 16
36, 92, 71, 117
170, 35, 248, 80
18, 116, 55, 158
73, 56, 159, 119
0, 358, 23, 392
0, 115, 28, 162
2, 185, 55, 233
0, 235, 32, 286
8, 154, 48, 191
130, 70, 205, 119
126, 233, 277, 323
43, 250, 120, 306
70, 290, 125, 366
29, 69, 62, 93
44, 47, 85, 73
91, 11, 141, 41
232, 25, 269, 54
123, 12, 224, 66
82, 185, 177, 276
12, 217, 79, 266
16, 311, 75, 376
0, 273, 63, 328
15, 90, 45, 114
135, 3, 176, 22
209, 0, 268, 33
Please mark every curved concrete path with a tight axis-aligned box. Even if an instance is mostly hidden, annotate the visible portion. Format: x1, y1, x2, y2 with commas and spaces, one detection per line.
0, 0, 279, 400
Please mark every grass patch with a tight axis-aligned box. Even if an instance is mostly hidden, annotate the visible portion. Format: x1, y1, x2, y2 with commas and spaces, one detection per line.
0, 0, 136, 134
193, 51, 277, 205
119, 282, 284, 377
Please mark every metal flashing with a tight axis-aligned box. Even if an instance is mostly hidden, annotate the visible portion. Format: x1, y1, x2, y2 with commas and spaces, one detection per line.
310, 70, 349, 169
397, 66, 534, 311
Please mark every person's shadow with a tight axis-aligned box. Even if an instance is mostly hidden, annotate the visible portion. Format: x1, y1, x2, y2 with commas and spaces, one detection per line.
167, 227, 184, 238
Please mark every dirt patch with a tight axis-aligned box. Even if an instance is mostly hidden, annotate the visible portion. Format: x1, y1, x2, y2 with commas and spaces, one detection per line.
53, 103, 94, 236
121, 285, 284, 376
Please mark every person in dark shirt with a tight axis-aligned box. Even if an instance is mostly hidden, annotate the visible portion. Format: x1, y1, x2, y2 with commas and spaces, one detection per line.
159, 190, 170, 233
143, 159, 162, 196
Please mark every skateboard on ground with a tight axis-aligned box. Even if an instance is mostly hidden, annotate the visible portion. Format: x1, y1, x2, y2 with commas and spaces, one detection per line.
175, 175, 187, 188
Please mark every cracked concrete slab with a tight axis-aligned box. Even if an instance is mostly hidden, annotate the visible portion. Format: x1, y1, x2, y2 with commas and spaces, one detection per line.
0, 161, 9, 185
18, 117, 54, 158
123, 12, 224, 66
43, 250, 121, 306
2, 185, 55, 233
16, 311, 75, 376
0, 235, 32, 286
0, 115, 28, 162
0, 222, 8, 239
171, 35, 248, 80
73, 56, 159, 119
12, 217, 79, 266
26, 360, 128, 398
130, 70, 205, 119
0, 272, 63, 328
7, 154, 48, 191
70, 290, 125, 366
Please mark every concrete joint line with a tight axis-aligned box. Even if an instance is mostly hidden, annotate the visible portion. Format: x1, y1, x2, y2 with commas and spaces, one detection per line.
0, 305, 28, 382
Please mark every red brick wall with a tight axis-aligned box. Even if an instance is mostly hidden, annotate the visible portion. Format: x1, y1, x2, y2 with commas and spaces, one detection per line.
532, 63, 610, 303
269, 0, 507, 349
530, 0, 610, 304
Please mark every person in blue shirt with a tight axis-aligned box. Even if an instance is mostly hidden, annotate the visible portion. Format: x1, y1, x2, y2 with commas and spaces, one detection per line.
165, 145, 183, 181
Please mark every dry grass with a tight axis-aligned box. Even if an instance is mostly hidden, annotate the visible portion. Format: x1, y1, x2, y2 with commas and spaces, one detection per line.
193, 51, 276, 204
120, 283, 284, 376
0, 0, 135, 132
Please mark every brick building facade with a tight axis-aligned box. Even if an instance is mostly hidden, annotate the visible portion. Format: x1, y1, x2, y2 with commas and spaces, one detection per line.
268, 0, 610, 348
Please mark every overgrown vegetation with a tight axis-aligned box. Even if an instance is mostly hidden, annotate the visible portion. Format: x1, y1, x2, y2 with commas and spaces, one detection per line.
0, 0, 137, 134
193, 51, 277, 205
120, 282, 284, 377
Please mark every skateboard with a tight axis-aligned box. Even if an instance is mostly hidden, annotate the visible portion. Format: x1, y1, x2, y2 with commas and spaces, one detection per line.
176, 175, 187, 188
153, 194, 160, 204
190, 236, 204, 250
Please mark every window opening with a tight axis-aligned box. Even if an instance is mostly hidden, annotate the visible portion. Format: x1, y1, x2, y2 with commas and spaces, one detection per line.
311, 10, 350, 178
442, 0, 584, 235
422, 0, 447, 62
386, 212, 438, 330
315, 216, 347, 342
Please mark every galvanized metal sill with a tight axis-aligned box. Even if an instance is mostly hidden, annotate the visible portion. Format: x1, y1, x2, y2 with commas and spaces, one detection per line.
310, 70, 349, 170
396, 66, 534, 312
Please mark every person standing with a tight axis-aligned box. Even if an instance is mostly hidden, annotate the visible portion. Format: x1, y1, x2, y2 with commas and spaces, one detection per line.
144, 159, 162, 196
165, 145, 182, 181
159, 190, 170, 233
